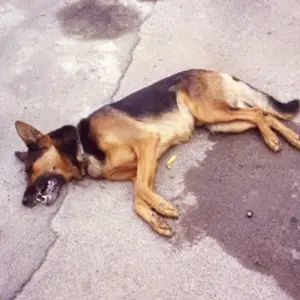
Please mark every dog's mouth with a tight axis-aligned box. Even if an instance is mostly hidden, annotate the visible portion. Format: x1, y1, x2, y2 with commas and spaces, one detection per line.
36, 178, 61, 205
22, 173, 66, 207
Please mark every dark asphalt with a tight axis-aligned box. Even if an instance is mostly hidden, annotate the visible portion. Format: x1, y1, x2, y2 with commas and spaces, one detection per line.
170, 125, 300, 299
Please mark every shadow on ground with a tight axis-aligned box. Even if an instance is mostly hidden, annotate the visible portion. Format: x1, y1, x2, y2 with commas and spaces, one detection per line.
56, 0, 144, 40
171, 125, 300, 299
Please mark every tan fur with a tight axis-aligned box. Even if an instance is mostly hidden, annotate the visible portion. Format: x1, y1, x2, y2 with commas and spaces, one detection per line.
141, 97, 195, 158
85, 155, 104, 178
32, 146, 82, 183
207, 121, 256, 133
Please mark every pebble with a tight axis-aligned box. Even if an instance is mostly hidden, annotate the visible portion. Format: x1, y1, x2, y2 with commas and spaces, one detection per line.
246, 210, 254, 218
291, 217, 298, 223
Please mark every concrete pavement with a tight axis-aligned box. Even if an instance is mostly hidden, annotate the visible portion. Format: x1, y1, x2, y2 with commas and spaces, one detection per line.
1, 0, 300, 299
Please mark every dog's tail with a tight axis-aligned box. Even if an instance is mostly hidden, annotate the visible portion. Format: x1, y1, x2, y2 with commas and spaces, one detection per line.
222, 73, 300, 120
266, 96, 299, 120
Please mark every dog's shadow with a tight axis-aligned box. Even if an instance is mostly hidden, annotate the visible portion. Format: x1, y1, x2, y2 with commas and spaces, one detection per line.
171, 125, 300, 299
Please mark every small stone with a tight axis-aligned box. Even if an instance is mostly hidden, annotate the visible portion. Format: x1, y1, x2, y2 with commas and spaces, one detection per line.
99, 182, 106, 189
246, 210, 254, 218
291, 217, 298, 223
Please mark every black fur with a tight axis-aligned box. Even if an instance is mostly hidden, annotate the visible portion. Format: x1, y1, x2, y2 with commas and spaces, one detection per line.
231, 76, 241, 83
49, 125, 81, 169
77, 118, 106, 161
24, 149, 44, 177
268, 97, 300, 114
16, 147, 44, 177
27, 142, 41, 151
231, 75, 262, 93
109, 72, 185, 118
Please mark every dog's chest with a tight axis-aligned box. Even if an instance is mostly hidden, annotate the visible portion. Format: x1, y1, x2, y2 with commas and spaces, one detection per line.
142, 99, 195, 157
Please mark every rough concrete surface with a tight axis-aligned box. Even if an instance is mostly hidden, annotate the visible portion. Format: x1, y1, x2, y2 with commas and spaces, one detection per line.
1, 0, 300, 299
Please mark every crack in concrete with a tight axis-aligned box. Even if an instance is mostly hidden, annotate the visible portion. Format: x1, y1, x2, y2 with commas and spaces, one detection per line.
11, 198, 65, 300
10, 2, 158, 299
11, 236, 58, 300
109, 1, 158, 103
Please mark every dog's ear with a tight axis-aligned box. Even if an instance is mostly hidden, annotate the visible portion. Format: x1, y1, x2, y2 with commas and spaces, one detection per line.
15, 151, 29, 163
15, 121, 43, 147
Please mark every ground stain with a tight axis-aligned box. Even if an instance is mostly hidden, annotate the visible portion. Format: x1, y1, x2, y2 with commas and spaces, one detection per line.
171, 125, 300, 299
56, 0, 143, 40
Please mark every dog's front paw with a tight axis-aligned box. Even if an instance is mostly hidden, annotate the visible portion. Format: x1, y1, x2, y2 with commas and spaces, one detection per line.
152, 216, 174, 237
157, 201, 179, 218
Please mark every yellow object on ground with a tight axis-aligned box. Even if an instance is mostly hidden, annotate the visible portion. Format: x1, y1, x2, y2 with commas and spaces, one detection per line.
166, 155, 177, 169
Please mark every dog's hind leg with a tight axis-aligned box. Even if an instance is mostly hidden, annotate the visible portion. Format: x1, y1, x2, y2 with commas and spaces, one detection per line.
207, 121, 256, 134
194, 106, 281, 152
207, 115, 300, 150
177, 89, 280, 151
264, 115, 300, 149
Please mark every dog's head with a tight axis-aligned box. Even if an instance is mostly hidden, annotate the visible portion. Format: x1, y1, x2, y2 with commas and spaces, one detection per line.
15, 121, 84, 207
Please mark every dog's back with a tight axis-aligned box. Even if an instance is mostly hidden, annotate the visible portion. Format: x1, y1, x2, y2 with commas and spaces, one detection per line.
85, 69, 299, 160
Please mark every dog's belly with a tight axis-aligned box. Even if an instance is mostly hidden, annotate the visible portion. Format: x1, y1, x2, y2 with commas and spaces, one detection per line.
142, 99, 195, 158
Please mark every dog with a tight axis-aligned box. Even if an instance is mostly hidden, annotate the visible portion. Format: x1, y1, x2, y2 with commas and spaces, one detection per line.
14, 69, 300, 236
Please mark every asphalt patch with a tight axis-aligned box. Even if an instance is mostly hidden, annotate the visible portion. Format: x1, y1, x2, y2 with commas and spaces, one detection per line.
56, 0, 142, 40
173, 126, 300, 299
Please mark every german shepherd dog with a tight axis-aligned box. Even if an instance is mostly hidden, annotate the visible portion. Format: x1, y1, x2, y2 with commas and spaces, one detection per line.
15, 69, 300, 236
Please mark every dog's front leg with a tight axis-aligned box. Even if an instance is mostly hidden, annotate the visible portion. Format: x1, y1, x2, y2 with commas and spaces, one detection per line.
133, 133, 179, 219
134, 195, 173, 237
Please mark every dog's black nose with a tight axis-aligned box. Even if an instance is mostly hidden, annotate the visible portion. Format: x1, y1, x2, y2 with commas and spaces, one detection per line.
22, 184, 37, 207
22, 196, 36, 208
22, 197, 29, 206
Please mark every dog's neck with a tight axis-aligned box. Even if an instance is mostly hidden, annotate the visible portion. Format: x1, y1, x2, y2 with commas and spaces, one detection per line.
75, 121, 105, 179
74, 127, 88, 177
